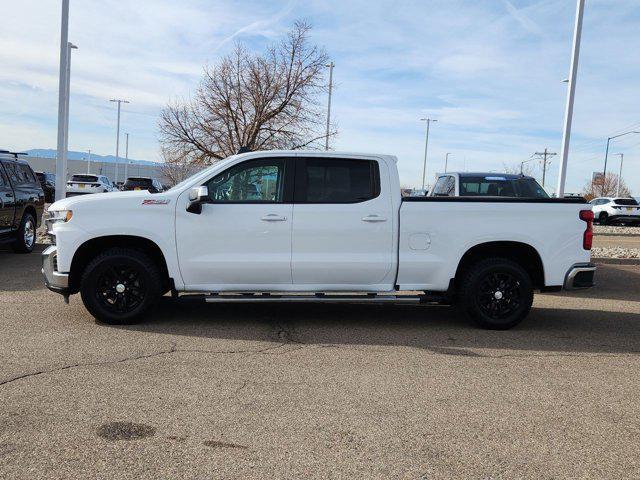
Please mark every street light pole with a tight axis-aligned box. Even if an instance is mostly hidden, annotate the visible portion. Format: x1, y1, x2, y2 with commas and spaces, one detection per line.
420, 118, 437, 190
602, 131, 639, 195
55, 0, 70, 201
444, 152, 451, 173
325, 62, 334, 151
87, 149, 91, 174
556, 0, 585, 198
110, 99, 129, 184
614, 153, 624, 197
124, 133, 129, 181
63, 42, 78, 163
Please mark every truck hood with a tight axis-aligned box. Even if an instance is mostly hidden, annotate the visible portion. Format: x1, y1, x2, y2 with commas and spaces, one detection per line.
49, 190, 162, 211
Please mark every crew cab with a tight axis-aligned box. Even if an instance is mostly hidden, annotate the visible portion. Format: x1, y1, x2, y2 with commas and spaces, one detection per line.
66, 174, 118, 197
0, 151, 45, 253
42, 151, 595, 329
430, 172, 549, 198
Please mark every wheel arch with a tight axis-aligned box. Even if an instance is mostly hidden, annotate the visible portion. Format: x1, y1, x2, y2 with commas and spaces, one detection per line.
454, 241, 545, 290
69, 235, 171, 295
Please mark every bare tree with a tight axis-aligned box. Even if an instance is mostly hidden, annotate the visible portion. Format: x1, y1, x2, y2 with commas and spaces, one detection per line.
502, 162, 535, 177
581, 172, 631, 201
159, 147, 202, 187
159, 21, 332, 166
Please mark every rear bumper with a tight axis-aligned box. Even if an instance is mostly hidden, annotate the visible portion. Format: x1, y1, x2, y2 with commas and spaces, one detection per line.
564, 262, 596, 290
41, 245, 69, 295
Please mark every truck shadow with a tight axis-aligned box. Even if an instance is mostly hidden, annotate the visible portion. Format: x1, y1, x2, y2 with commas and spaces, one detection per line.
119, 298, 640, 356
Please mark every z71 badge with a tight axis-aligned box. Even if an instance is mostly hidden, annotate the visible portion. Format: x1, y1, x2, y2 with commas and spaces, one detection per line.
142, 199, 170, 205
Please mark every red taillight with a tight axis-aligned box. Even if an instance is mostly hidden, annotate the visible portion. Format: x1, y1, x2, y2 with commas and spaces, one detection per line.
580, 210, 594, 250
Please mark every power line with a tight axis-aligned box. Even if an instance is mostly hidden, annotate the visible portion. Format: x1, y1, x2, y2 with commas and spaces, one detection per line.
533, 148, 557, 187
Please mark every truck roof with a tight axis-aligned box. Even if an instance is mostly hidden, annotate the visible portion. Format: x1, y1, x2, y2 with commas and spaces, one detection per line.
439, 172, 535, 180
234, 150, 399, 163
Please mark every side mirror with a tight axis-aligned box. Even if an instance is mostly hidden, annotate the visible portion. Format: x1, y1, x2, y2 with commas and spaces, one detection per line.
187, 186, 209, 214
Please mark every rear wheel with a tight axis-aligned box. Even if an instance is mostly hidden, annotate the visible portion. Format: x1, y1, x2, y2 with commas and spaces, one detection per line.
11, 212, 36, 253
599, 212, 608, 225
459, 257, 533, 330
80, 248, 162, 324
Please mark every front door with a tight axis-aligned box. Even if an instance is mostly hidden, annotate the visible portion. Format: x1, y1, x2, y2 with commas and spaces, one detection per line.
176, 157, 293, 290
291, 157, 394, 288
0, 163, 16, 233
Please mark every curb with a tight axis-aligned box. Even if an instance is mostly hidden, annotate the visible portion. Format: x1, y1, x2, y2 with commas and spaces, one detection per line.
592, 257, 640, 266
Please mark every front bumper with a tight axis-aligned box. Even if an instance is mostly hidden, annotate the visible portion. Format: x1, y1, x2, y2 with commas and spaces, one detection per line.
41, 245, 69, 295
564, 262, 596, 290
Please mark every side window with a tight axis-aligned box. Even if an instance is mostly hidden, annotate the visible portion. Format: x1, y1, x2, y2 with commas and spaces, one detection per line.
296, 158, 380, 203
0, 165, 7, 187
206, 158, 285, 203
3, 162, 23, 184
445, 176, 455, 196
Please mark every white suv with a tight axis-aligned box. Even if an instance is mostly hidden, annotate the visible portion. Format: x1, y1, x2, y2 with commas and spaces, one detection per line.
590, 197, 640, 225
66, 174, 118, 197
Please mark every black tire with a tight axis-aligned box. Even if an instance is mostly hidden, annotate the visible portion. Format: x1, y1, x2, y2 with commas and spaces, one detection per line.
80, 247, 162, 325
459, 257, 533, 330
599, 212, 608, 225
11, 212, 36, 254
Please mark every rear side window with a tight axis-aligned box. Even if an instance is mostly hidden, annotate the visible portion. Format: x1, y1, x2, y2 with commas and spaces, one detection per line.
19, 165, 36, 183
295, 158, 380, 203
0, 165, 7, 187
614, 198, 638, 206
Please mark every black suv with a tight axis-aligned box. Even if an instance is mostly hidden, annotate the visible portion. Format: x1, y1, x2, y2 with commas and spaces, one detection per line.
0, 151, 45, 253
35, 171, 56, 202
122, 177, 164, 193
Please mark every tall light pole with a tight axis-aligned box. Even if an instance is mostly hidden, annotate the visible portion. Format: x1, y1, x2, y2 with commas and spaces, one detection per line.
86, 149, 91, 174
124, 133, 129, 181
63, 42, 78, 162
444, 152, 451, 173
325, 62, 334, 151
614, 153, 624, 197
420, 118, 437, 190
55, 0, 70, 201
556, 0, 585, 198
602, 131, 638, 195
110, 99, 129, 184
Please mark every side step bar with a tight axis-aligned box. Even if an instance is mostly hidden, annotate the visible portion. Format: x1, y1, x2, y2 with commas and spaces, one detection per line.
204, 294, 424, 304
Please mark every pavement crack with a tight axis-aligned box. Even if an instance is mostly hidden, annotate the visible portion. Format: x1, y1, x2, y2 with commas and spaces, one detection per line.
0, 341, 178, 388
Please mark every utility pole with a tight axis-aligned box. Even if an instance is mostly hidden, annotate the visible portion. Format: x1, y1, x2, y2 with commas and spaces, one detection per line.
55, 0, 70, 202
420, 118, 437, 190
324, 62, 334, 151
534, 148, 557, 187
87, 149, 91, 174
110, 99, 129, 184
63, 42, 78, 172
556, 0, 585, 197
444, 153, 451, 173
124, 133, 129, 181
614, 153, 624, 197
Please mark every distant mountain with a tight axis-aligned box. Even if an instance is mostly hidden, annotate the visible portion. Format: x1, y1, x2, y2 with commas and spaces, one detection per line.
25, 149, 161, 166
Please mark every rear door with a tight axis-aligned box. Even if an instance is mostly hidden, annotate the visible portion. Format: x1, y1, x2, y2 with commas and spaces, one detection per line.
291, 156, 394, 287
0, 162, 16, 232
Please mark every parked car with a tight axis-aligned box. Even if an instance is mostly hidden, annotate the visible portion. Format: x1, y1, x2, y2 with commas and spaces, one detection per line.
43, 151, 595, 330
0, 151, 45, 253
122, 177, 164, 193
590, 197, 640, 225
430, 172, 549, 198
35, 171, 56, 203
66, 174, 118, 197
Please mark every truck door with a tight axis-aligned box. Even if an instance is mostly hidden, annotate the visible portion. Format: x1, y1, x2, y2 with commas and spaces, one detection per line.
175, 157, 294, 289
291, 157, 394, 287
0, 162, 16, 233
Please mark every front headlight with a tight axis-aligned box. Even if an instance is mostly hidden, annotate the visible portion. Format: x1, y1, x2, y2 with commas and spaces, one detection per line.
45, 209, 73, 235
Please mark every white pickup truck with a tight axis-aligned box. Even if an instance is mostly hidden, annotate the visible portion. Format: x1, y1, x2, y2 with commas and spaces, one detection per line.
43, 151, 596, 329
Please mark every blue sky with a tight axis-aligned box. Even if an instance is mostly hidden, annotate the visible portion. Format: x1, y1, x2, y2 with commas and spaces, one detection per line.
1, 0, 639, 193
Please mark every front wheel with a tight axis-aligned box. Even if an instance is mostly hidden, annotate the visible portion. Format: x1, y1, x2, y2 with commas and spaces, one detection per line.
459, 257, 533, 330
11, 212, 36, 253
80, 248, 162, 324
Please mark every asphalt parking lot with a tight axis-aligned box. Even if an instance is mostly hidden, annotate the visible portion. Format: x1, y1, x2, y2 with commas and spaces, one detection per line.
1, 245, 639, 479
